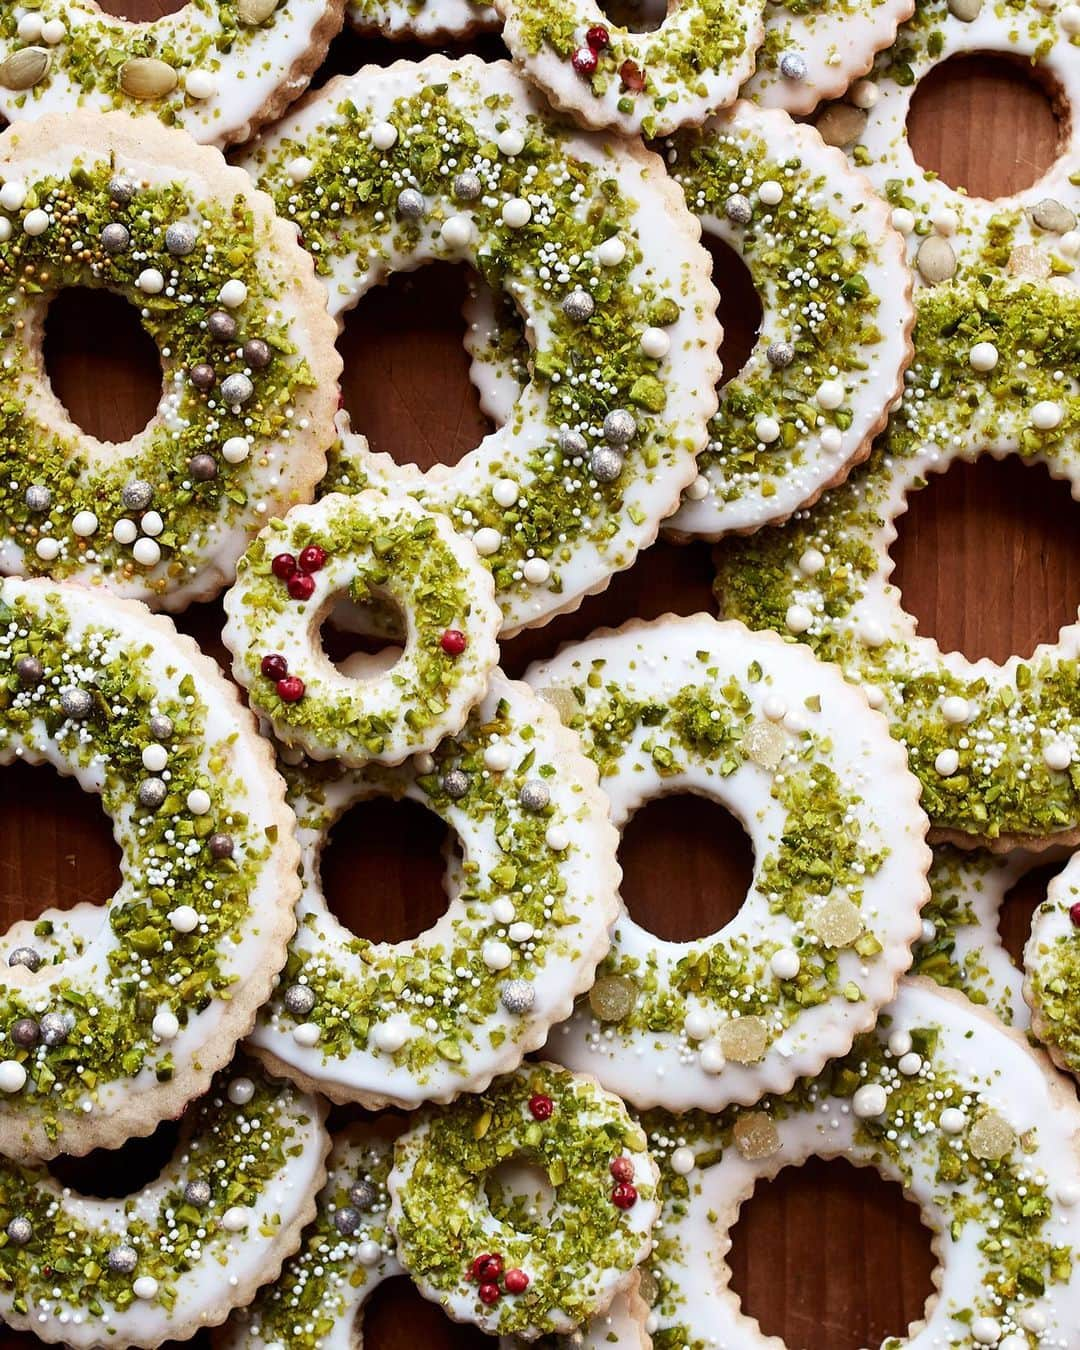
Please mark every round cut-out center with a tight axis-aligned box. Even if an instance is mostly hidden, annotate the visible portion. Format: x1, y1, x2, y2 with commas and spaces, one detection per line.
484, 1157, 557, 1235
48, 1117, 181, 1199
706, 235, 763, 390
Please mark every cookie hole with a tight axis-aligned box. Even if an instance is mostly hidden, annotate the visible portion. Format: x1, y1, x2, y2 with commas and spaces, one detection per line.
728, 1158, 936, 1349
705, 236, 763, 389
484, 1157, 557, 1235
890, 455, 1080, 664
338, 263, 498, 471
95, 0, 188, 16
43, 288, 162, 442
0, 762, 122, 942
907, 54, 1062, 198
597, 0, 667, 32
1000, 858, 1063, 967
48, 1116, 181, 1199
618, 794, 755, 943
321, 797, 454, 946
321, 595, 407, 678
362, 1274, 490, 1350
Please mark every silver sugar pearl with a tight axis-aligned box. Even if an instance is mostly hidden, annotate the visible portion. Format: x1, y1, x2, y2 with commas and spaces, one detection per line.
519, 779, 550, 812
165, 221, 197, 256
100, 222, 130, 254
220, 373, 254, 406
453, 171, 482, 202
107, 1245, 139, 1275
500, 979, 536, 1015
243, 339, 271, 370
122, 480, 153, 511
108, 176, 136, 204
284, 984, 316, 1017
556, 429, 588, 457
24, 484, 51, 513
441, 769, 470, 799
725, 193, 753, 225
766, 340, 795, 369
39, 1011, 72, 1046
603, 408, 636, 446
779, 52, 807, 80
334, 1206, 362, 1236
138, 777, 168, 810
209, 833, 234, 860
148, 714, 174, 741
208, 310, 237, 342
590, 446, 624, 483
188, 453, 218, 482
16, 655, 43, 685
60, 688, 93, 720
396, 188, 425, 219
7, 946, 41, 972
183, 1179, 211, 1208
11, 1018, 40, 1048
6, 1217, 32, 1246
562, 289, 595, 322
349, 1179, 377, 1210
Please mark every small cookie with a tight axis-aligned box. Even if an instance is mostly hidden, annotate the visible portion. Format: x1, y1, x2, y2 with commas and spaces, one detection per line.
0, 578, 300, 1162
641, 978, 1080, 1349
492, 2, 766, 137
241, 55, 720, 636
347, 0, 498, 39
388, 1062, 660, 1338
527, 613, 930, 1112
716, 276, 1080, 849
0, 1060, 329, 1348
249, 667, 620, 1109
223, 492, 501, 767
0, 0, 343, 147
0, 111, 338, 611
1026, 850, 1080, 1078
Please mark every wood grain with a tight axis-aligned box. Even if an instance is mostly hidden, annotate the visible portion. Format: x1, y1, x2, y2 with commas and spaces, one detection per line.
0, 21, 1071, 1350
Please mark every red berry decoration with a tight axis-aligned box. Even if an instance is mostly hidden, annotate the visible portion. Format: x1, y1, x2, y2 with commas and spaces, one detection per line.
298, 545, 327, 574
1070, 902, 1080, 928
572, 45, 598, 76
610, 1156, 635, 1183
271, 552, 297, 580
504, 1268, 529, 1294
277, 676, 305, 703
261, 653, 288, 681
478, 1283, 500, 1305
586, 23, 609, 48
619, 59, 645, 91
528, 1093, 554, 1121
475, 1254, 503, 1283
288, 572, 316, 601
440, 628, 467, 656
612, 1181, 638, 1209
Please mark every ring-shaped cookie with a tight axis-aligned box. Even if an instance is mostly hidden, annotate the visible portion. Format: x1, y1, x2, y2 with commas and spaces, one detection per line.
0, 578, 300, 1162
216, 1121, 402, 1350
1025, 849, 1080, 1079
526, 613, 930, 1112
347, 0, 498, 39
0, 112, 338, 612
387, 1062, 660, 1338
241, 56, 720, 637
716, 277, 1080, 849
249, 668, 620, 1108
491, 0, 766, 138
0, 1061, 328, 1348
825, 0, 1080, 286
223, 492, 501, 767
0, 0, 343, 148
640, 978, 1080, 1349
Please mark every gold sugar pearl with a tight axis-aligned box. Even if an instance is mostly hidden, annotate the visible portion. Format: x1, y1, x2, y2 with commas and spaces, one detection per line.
588, 974, 639, 1023
719, 1015, 768, 1064
810, 895, 862, 948
733, 1111, 781, 1161
744, 719, 787, 771
968, 1111, 1015, 1161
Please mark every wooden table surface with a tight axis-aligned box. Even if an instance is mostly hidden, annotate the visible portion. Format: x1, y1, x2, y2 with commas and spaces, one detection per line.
0, 13, 1074, 1350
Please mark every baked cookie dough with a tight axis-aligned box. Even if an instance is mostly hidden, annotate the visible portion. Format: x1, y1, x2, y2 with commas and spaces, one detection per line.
347, 0, 498, 39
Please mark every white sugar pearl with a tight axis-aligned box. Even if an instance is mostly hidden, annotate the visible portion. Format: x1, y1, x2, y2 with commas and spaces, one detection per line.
523, 557, 550, 585
184, 68, 216, 99
357, 1240, 381, 1266
35, 538, 59, 561
287, 156, 314, 184
763, 694, 787, 721
137, 269, 164, 294
1058, 1183, 1080, 1206
758, 180, 783, 206
142, 744, 168, 772
23, 209, 49, 237
932, 208, 958, 235
670, 1146, 695, 1175
699, 1041, 726, 1074
816, 379, 844, 410
941, 696, 969, 724
508, 921, 533, 943
492, 897, 516, 924
863, 684, 885, 709
227, 1076, 255, 1105
754, 415, 780, 444
223, 1206, 251, 1231
484, 741, 513, 772
819, 426, 843, 454
1060, 230, 1080, 258
785, 603, 813, 634
1043, 740, 1072, 771
41, 19, 66, 43
683, 1009, 711, 1041
218, 279, 248, 308
482, 940, 512, 971
545, 825, 569, 851
187, 788, 212, 815
1031, 399, 1063, 430
473, 527, 501, 555
222, 436, 250, 464
969, 341, 998, 372
939, 1107, 966, 1134
1019, 1307, 1047, 1332
0, 219, 10, 243
859, 619, 886, 648
971, 1317, 1001, 1345
113, 518, 138, 545
640, 326, 670, 359
502, 197, 531, 228
890, 207, 915, 234
133, 1278, 159, 1301
898, 1051, 922, 1076
71, 510, 98, 536
169, 905, 199, 934
770, 948, 801, 980
141, 510, 164, 536
1061, 3, 1080, 32
798, 548, 825, 576
152, 1011, 179, 1040
497, 128, 525, 156
849, 78, 878, 108
0, 1060, 27, 1093
852, 1083, 888, 1119
440, 215, 473, 250
998, 1337, 1026, 1350
596, 236, 625, 267
293, 1022, 320, 1047
921, 918, 936, 943
0, 181, 27, 211
17, 14, 43, 40
888, 1029, 911, 1056
493, 477, 519, 508
370, 121, 397, 149
686, 475, 709, 501
373, 1016, 411, 1052
934, 749, 959, 776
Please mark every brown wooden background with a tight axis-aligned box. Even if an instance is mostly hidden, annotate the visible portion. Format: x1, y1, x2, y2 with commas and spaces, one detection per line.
0, 9, 1076, 1347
